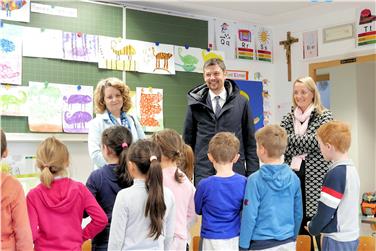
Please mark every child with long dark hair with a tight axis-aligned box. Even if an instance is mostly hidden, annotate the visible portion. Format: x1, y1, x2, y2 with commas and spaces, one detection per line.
86, 125, 133, 251
27, 137, 107, 251
152, 129, 196, 250
108, 139, 175, 250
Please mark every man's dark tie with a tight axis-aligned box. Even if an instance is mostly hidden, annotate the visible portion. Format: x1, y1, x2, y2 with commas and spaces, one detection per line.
214, 96, 221, 117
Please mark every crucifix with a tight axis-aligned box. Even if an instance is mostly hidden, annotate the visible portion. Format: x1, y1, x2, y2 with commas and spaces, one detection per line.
279, 31, 299, 81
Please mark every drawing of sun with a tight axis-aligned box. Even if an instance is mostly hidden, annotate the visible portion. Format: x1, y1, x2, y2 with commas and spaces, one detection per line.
258, 29, 270, 44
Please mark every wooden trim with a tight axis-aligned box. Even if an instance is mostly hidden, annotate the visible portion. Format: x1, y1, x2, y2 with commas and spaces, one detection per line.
309, 54, 376, 81
316, 74, 330, 82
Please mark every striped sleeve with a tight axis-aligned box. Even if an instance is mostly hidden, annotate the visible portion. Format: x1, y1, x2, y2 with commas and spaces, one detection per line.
308, 165, 346, 235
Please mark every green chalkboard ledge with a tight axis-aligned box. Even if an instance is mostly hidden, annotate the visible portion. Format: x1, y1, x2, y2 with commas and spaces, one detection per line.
7, 133, 88, 142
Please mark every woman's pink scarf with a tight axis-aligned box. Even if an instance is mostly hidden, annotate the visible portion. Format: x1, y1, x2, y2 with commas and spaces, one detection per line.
291, 105, 314, 171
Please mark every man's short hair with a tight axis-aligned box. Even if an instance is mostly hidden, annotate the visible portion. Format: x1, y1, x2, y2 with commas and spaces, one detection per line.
203, 58, 226, 72
255, 125, 287, 158
317, 121, 351, 153
208, 132, 239, 163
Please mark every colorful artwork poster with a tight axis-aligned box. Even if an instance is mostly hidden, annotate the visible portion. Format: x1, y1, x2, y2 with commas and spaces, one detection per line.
234, 80, 263, 130
236, 24, 256, 60
357, 7, 376, 47
136, 87, 163, 132
0, 0, 30, 22
0, 35, 22, 85
62, 32, 98, 63
62, 84, 93, 133
137, 43, 175, 75
174, 46, 202, 73
215, 19, 236, 59
201, 49, 225, 65
256, 27, 273, 63
303, 30, 318, 59
98, 36, 139, 71
0, 85, 29, 116
2, 154, 37, 177
28, 81, 64, 132
23, 27, 63, 59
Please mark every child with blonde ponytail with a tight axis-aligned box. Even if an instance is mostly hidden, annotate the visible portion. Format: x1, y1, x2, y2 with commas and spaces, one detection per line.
27, 137, 107, 251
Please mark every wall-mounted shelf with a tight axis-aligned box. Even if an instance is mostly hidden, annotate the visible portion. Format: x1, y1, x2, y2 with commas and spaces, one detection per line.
7, 133, 88, 142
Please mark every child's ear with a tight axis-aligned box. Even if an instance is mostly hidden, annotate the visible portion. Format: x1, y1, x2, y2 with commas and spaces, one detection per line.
1, 148, 8, 159
207, 153, 215, 164
232, 153, 240, 163
128, 161, 136, 177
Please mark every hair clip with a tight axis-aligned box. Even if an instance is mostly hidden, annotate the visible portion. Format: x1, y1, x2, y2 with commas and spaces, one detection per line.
150, 155, 157, 162
121, 142, 128, 149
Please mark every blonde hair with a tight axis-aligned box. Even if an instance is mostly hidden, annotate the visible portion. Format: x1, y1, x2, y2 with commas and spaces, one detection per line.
94, 77, 131, 114
36, 137, 69, 188
317, 121, 351, 153
292, 76, 325, 114
255, 125, 287, 159
208, 132, 239, 164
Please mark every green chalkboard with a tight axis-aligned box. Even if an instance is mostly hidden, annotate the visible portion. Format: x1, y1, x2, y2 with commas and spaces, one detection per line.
1, 1, 123, 133
125, 9, 208, 133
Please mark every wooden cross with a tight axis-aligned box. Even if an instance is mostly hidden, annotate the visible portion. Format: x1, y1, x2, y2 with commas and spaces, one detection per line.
279, 32, 299, 81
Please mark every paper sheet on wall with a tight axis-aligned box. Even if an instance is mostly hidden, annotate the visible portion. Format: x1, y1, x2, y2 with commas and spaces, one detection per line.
174, 46, 202, 73
62, 85, 93, 133
0, 35, 22, 85
1, 154, 37, 177
136, 87, 163, 132
236, 24, 256, 60
356, 7, 376, 47
28, 81, 64, 132
0, 0, 30, 22
62, 32, 99, 62
200, 49, 225, 65
137, 43, 175, 75
23, 27, 63, 59
0, 85, 29, 116
256, 26, 273, 63
215, 19, 236, 60
31, 2, 77, 17
303, 30, 318, 59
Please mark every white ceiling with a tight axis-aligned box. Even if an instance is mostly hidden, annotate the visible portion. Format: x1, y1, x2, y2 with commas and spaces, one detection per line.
103, 0, 374, 25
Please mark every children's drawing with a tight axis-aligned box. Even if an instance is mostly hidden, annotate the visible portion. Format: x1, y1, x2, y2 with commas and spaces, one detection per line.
28, 81, 64, 132
0, 0, 30, 22
98, 36, 139, 71
236, 24, 256, 60
0, 85, 28, 116
138, 43, 175, 75
0, 36, 22, 85
256, 27, 273, 63
303, 30, 318, 59
23, 27, 63, 59
357, 8, 376, 47
174, 46, 200, 72
127, 90, 136, 117
136, 87, 163, 132
201, 49, 225, 62
215, 19, 236, 59
62, 84, 93, 133
62, 32, 98, 63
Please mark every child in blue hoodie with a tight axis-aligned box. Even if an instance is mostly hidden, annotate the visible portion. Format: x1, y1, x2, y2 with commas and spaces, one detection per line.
239, 125, 303, 250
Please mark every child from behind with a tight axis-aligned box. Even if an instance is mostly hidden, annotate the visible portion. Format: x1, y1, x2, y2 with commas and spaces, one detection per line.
86, 126, 133, 251
152, 129, 196, 250
27, 137, 107, 251
194, 132, 247, 250
1, 129, 33, 251
308, 121, 360, 250
239, 125, 302, 250
108, 139, 175, 250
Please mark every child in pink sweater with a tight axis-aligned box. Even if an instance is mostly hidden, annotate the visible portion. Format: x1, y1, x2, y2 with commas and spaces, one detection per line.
152, 129, 196, 250
1, 129, 33, 251
26, 137, 107, 251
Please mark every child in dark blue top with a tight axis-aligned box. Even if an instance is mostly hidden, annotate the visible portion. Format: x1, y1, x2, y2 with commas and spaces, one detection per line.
86, 126, 133, 251
194, 132, 247, 250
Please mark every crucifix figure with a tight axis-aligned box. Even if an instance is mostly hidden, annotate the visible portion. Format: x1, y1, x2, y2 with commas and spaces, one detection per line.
279, 31, 299, 81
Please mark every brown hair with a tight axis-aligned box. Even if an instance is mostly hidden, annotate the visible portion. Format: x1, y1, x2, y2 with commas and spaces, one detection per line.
36, 137, 69, 188
152, 129, 185, 183
293, 76, 325, 114
203, 58, 226, 72
1, 129, 7, 157
208, 132, 239, 164
102, 126, 133, 188
178, 144, 194, 181
127, 140, 166, 239
256, 125, 287, 159
94, 77, 132, 114
317, 121, 351, 153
